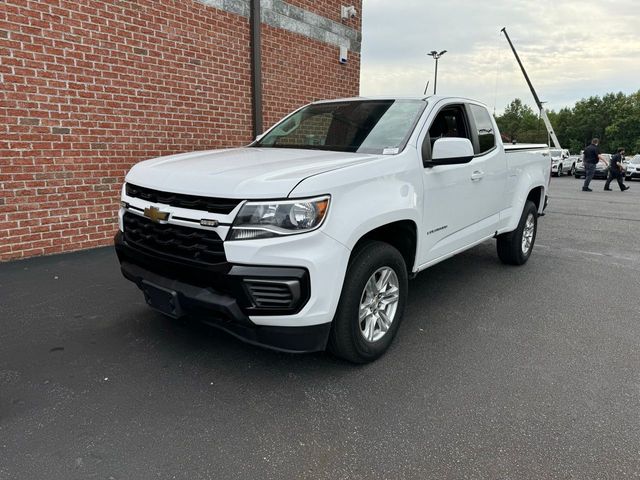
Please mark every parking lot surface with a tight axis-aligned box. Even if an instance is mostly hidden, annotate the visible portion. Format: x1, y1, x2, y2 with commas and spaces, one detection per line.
2, 177, 640, 479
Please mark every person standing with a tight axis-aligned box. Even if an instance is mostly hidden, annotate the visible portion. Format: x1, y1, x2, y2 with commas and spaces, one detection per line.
604, 147, 630, 191
582, 138, 605, 192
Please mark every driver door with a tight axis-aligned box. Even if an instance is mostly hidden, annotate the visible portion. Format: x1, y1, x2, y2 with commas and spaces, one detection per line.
417, 103, 501, 265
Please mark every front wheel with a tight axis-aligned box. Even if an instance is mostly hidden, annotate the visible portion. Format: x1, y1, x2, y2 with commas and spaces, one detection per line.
496, 200, 538, 265
557, 165, 563, 177
328, 241, 408, 363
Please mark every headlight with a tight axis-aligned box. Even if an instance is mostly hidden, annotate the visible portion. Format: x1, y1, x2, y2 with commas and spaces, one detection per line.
229, 195, 330, 240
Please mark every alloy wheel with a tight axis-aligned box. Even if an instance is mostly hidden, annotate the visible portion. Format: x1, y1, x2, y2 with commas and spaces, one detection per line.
358, 267, 400, 343
521, 213, 535, 255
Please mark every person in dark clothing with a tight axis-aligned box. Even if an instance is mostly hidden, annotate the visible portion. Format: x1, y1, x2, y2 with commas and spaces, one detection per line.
582, 138, 605, 191
604, 147, 630, 191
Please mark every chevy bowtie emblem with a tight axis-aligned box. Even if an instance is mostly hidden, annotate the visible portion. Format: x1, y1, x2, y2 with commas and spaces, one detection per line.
143, 206, 170, 223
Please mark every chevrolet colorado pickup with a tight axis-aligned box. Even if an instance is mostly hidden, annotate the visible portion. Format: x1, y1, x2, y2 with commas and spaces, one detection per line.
115, 96, 550, 363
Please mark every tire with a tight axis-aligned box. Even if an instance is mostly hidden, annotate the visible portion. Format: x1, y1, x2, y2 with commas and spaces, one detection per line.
569, 164, 576, 176
328, 241, 408, 363
574, 173, 581, 179
496, 200, 538, 266
557, 165, 563, 177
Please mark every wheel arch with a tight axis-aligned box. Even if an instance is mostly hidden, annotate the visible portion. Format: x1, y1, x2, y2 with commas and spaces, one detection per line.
526, 185, 545, 213
350, 220, 418, 273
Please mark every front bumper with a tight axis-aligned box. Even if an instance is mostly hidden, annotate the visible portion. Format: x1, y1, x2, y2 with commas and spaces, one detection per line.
115, 231, 332, 352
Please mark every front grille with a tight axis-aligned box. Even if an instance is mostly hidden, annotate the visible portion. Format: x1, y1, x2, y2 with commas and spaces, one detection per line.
126, 183, 241, 214
244, 280, 297, 309
123, 212, 226, 265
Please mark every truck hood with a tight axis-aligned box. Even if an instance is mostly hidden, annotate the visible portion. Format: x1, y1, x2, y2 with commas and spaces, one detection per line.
125, 147, 379, 198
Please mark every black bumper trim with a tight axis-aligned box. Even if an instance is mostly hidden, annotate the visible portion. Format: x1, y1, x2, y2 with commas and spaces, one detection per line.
199, 318, 331, 354
114, 231, 310, 315
115, 232, 327, 353
121, 261, 250, 324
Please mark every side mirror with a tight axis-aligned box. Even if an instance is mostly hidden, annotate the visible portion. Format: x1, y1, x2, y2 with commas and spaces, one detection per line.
255, 133, 265, 142
425, 137, 474, 167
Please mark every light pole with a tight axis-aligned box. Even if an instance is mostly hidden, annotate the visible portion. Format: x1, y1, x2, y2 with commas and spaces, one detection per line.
428, 50, 447, 94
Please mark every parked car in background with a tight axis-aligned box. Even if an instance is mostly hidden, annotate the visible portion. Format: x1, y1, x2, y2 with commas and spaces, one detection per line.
625, 155, 640, 181
574, 153, 610, 179
550, 148, 573, 176
566, 155, 580, 176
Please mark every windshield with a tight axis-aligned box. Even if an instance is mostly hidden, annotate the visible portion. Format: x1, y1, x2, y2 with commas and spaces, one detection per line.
631, 155, 640, 164
253, 100, 427, 154
550, 149, 562, 157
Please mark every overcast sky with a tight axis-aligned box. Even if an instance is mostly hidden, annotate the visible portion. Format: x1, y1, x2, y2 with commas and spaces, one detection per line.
359, 0, 640, 114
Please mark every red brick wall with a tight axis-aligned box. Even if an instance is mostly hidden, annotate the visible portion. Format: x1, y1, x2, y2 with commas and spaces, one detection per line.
0, 0, 361, 261
261, 24, 361, 129
286, 0, 361, 30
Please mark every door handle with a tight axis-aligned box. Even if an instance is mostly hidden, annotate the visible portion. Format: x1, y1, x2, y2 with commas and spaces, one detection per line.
471, 170, 484, 181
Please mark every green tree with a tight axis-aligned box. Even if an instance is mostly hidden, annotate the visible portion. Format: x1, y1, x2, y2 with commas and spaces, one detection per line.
495, 98, 540, 143
495, 90, 640, 154
605, 91, 640, 154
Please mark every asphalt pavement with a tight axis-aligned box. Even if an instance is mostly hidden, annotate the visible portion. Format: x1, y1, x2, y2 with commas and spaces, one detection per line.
2, 176, 640, 479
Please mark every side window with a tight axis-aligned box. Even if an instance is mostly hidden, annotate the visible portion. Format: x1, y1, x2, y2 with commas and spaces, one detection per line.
422, 105, 472, 161
469, 104, 496, 154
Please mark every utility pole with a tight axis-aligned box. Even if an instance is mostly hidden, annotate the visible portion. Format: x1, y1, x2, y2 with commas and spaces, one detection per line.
250, 0, 263, 137
428, 50, 447, 95
500, 27, 560, 148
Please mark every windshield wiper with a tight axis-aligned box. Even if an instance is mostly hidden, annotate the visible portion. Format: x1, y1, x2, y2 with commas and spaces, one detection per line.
254, 144, 359, 152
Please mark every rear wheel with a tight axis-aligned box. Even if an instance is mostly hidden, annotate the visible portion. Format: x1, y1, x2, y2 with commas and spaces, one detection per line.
496, 201, 538, 266
569, 164, 576, 176
328, 241, 407, 363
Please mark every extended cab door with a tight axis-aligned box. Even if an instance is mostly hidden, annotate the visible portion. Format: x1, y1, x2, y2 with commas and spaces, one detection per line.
417, 102, 506, 265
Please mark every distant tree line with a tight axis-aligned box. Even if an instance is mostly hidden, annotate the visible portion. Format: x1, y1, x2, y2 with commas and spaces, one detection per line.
494, 90, 640, 154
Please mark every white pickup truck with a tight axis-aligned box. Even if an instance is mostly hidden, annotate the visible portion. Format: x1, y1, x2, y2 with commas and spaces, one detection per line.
115, 96, 550, 363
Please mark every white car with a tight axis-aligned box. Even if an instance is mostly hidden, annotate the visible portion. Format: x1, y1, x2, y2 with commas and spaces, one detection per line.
625, 155, 640, 181
550, 148, 574, 176
115, 96, 550, 363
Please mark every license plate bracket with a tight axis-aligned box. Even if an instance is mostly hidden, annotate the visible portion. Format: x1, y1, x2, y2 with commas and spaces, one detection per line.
141, 280, 184, 319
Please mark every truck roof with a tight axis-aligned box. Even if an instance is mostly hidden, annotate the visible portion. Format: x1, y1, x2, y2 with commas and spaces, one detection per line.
312, 95, 489, 108
312, 96, 428, 103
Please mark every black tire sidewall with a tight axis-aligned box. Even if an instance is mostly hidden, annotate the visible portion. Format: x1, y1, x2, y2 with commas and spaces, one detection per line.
330, 241, 408, 363
514, 201, 538, 264
497, 200, 538, 265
